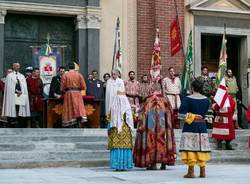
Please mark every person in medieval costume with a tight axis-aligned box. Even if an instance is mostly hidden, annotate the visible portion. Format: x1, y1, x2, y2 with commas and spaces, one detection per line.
162, 67, 181, 128
125, 71, 140, 127
26, 67, 44, 128
224, 69, 240, 129
212, 95, 236, 150
196, 66, 212, 98
197, 66, 213, 128
134, 28, 176, 170
0, 78, 5, 126
133, 79, 176, 170
25, 66, 33, 79
178, 79, 211, 178
60, 63, 87, 127
138, 74, 151, 105
2, 63, 30, 127
86, 70, 104, 101
0, 68, 13, 125
106, 69, 134, 171
49, 66, 65, 98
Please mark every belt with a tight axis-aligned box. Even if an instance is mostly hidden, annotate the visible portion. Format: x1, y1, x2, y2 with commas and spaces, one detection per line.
194, 115, 205, 123
216, 114, 231, 117
126, 94, 139, 98
228, 93, 236, 97
117, 91, 126, 96
166, 93, 179, 96
64, 88, 81, 91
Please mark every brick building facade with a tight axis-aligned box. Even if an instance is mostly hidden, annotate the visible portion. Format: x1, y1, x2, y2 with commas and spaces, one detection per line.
137, 0, 185, 79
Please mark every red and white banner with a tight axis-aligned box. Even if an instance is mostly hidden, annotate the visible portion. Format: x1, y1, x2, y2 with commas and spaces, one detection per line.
170, 16, 182, 56
150, 28, 161, 82
213, 78, 230, 108
39, 55, 57, 84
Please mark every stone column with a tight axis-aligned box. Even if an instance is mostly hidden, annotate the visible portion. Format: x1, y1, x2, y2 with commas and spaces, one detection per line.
0, 10, 6, 78
75, 8, 101, 77
75, 14, 88, 77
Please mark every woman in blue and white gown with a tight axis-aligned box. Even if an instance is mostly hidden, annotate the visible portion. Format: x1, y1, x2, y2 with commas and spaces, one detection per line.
106, 69, 134, 171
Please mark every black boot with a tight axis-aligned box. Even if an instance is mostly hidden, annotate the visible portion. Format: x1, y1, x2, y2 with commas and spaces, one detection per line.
217, 140, 223, 150
226, 140, 234, 150
160, 164, 166, 170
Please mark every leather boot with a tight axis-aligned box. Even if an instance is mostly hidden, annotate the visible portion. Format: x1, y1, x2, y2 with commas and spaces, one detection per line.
146, 164, 157, 170
184, 166, 195, 178
160, 164, 166, 170
217, 140, 222, 150
226, 140, 235, 150
200, 167, 206, 178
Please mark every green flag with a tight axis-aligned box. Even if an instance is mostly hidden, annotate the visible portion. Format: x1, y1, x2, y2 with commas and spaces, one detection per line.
181, 30, 193, 95
216, 30, 227, 86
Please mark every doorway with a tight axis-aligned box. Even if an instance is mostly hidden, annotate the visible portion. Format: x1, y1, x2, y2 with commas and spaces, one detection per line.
201, 33, 249, 128
201, 34, 241, 80
4, 13, 76, 73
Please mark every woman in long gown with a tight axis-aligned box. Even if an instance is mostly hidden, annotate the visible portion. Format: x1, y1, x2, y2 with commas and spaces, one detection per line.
106, 69, 134, 171
133, 81, 176, 170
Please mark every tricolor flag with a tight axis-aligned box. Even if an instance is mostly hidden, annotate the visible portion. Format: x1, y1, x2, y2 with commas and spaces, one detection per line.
150, 28, 161, 82
181, 30, 193, 95
44, 44, 53, 56
216, 27, 227, 86
214, 78, 230, 108
112, 17, 122, 73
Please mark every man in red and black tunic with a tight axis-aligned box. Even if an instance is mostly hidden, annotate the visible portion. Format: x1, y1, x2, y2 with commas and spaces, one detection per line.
26, 67, 43, 128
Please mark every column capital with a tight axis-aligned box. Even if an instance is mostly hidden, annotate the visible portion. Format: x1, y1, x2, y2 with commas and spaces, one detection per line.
75, 7, 101, 30
75, 14, 87, 30
0, 9, 7, 24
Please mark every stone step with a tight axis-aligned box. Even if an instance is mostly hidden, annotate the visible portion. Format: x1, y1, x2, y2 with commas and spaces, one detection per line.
0, 159, 109, 169
0, 150, 109, 160
0, 136, 108, 143
0, 129, 248, 137
0, 143, 248, 153
0, 134, 247, 143
0, 149, 249, 169
0, 128, 107, 136
0, 128, 248, 169
0, 142, 108, 151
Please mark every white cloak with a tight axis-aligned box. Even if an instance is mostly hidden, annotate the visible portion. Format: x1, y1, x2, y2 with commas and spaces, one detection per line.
105, 78, 125, 115
2, 72, 30, 117
105, 78, 134, 132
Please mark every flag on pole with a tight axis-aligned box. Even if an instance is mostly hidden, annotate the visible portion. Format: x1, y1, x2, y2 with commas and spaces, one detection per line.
170, 16, 182, 56
112, 17, 122, 73
216, 26, 227, 86
44, 44, 52, 56
214, 78, 230, 108
150, 28, 161, 82
181, 30, 193, 94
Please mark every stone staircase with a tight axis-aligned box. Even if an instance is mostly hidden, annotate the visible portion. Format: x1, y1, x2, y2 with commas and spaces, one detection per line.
0, 129, 249, 168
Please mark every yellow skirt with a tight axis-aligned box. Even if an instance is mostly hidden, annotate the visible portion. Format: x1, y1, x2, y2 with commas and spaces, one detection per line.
181, 151, 211, 167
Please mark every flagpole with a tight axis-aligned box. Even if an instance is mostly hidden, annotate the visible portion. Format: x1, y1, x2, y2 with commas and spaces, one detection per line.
173, 0, 186, 59
173, 0, 192, 93
112, 17, 119, 70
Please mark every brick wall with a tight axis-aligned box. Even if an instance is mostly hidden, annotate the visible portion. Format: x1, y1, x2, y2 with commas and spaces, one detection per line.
137, 0, 184, 79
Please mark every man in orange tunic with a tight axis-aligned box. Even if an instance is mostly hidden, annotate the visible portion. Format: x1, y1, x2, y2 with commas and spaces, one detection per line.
60, 63, 87, 127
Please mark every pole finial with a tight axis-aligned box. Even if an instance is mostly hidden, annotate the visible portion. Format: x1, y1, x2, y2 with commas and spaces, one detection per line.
46, 33, 50, 44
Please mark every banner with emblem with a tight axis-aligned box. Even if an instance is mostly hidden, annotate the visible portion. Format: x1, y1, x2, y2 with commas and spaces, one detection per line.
170, 16, 182, 56
33, 45, 62, 84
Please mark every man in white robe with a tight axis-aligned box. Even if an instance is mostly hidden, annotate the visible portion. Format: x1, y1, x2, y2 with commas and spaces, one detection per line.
162, 67, 181, 128
2, 63, 30, 127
